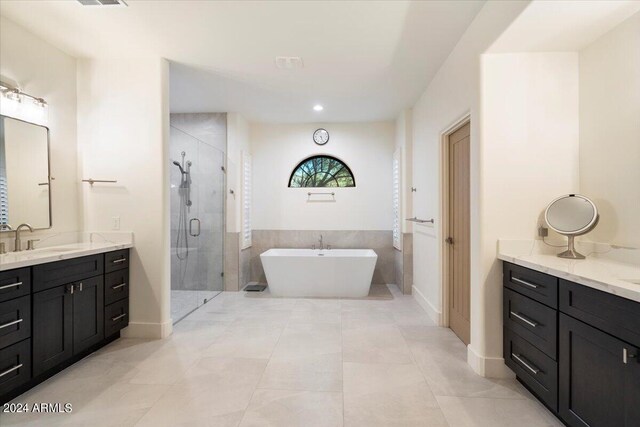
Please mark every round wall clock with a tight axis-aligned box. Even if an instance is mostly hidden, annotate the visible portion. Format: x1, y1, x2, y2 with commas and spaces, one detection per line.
313, 128, 329, 145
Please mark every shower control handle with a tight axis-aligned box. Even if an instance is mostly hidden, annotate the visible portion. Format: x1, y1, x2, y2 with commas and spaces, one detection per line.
189, 218, 201, 237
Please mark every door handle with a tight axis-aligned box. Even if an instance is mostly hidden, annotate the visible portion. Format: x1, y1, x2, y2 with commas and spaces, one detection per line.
623, 348, 637, 364
67, 284, 74, 294
78, 282, 83, 292
445, 237, 454, 245
112, 313, 127, 322
189, 218, 201, 237
0, 281, 22, 290
512, 353, 540, 375
512, 277, 539, 289
0, 318, 23, 330
0, 363, 23, 378
510, 311, 538, 328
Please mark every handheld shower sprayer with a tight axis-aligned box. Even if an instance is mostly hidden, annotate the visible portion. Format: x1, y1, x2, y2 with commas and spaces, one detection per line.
172, 161, 186, 175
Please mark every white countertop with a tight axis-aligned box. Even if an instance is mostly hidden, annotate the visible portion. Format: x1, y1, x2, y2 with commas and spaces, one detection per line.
498, 240, 640, 303
0, 232, 133, 271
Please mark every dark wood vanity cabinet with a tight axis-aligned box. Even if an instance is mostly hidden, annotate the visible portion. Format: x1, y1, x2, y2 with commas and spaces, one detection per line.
72, 275, 105, 353
32, 284, 73, 376
0, 249, 129, 403
559, 314, 640, 427
503, 262, 640, 427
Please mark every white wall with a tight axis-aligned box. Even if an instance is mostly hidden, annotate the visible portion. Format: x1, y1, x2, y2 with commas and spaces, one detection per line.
251, 121, 395, 231
579, 12, 640, 248
412, 4, 580, 377
395, 109, 413, 234
410, 1, 529, 351
77, 58, 171, 338
226, 112, 251, 233
479, 52, 579, 372
0, 16, 79, 237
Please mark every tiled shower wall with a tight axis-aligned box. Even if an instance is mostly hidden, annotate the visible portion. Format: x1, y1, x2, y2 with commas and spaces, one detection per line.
394, 233, 413, 294
224, 232, 252, 291
249, 230, 395, 285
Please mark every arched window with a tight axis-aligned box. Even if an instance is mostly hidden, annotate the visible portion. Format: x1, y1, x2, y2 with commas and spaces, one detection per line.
288, 155, 356, 187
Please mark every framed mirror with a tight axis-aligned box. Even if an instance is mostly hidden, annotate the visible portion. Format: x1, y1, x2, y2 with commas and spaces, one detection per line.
0, 115, 51, 232
544, 194, 599, 259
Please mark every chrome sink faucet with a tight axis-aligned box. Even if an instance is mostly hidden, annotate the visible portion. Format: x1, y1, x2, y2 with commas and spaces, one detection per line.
319, 234, 324, 250
14, 223, 33, 252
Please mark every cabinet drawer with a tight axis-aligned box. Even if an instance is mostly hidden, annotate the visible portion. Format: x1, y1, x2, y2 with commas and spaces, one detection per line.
504, 262, 558, 308
105, 250, 130, 273
0, 296, 31, 350
0, 268, 30, 303
33, 255, 104, 292
0, 339, 31, 397
105, 269, 129, 306
504, 289, 557, 359
504, 328, 558, 412
560, 279, 640, 349
105, 299, 129, 337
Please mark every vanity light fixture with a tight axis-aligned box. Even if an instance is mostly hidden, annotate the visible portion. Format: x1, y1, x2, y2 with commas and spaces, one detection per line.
0, 82, 48, 126
313, 104, 324, 112
77, 0, 128, 6
5, 88, 21, 102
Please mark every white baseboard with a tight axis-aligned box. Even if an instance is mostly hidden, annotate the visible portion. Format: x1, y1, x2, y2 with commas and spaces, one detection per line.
467, 345, 515, 379
412, 285, 442, 326
121, 320, 173, 339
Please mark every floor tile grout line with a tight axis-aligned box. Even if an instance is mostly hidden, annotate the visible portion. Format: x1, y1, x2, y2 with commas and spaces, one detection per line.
237, 305, 290, 426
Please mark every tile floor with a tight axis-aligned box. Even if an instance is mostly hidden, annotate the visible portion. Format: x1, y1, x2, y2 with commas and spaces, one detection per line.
171, 289, 222, 322
3, 285, 561, 427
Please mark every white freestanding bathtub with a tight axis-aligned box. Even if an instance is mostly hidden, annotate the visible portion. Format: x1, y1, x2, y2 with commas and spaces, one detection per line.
260, 248, 377, 297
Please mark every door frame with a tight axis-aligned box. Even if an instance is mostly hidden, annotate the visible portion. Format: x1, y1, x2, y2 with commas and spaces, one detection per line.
439, 113, 470, 330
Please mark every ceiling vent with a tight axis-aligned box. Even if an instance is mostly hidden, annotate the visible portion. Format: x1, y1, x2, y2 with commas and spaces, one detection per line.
77, 0, 128, 6
275, 57, 304, 70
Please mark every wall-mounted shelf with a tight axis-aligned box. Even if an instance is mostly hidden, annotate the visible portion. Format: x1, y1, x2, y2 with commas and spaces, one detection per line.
307, 191, 336, 203
307, 191, 335, 196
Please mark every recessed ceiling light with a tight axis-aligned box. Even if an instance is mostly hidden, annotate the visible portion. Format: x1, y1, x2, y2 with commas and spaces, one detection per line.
313, 105, 324, 112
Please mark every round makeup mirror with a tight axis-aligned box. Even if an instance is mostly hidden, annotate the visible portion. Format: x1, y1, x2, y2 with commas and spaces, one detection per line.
544, 194, 599, 259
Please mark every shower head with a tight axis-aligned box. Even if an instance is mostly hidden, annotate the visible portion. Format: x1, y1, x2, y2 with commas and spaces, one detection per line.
172, 161, 185, 175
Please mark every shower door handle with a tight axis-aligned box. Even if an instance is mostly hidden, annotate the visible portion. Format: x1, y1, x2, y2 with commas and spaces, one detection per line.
189, 218, 201, 237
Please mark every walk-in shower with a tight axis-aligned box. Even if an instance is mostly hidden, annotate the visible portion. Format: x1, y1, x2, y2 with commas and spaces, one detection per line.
170, 113, 226, 323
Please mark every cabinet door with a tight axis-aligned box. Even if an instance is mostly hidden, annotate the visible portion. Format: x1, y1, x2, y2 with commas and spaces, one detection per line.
33, 285, 73, 376
73, 276, 104, 355
559, 314, 640, 426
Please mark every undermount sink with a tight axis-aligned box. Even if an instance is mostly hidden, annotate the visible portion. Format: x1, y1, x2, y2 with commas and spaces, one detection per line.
38, 247, 77, 253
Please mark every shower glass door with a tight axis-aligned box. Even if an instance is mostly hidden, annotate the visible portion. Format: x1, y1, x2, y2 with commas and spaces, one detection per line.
170, 126, 224, 323
196, 141, 225, 303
